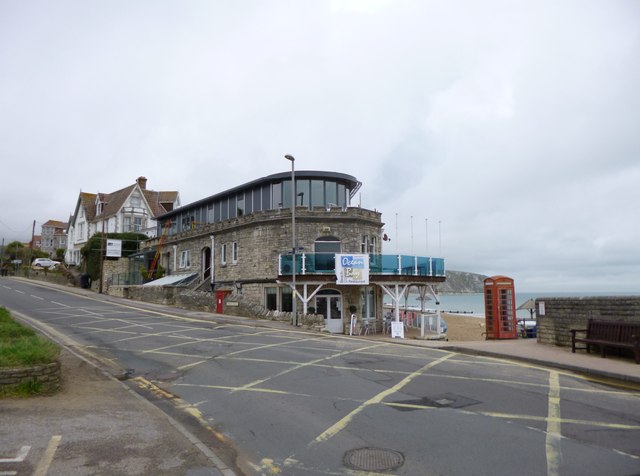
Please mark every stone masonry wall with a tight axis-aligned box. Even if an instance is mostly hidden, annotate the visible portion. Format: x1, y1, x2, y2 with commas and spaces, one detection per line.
0, 361, 61, 394
536, 296, 640, 346
142, 207, 383, 290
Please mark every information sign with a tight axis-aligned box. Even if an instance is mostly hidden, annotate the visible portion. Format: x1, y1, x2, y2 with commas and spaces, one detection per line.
335, 254, 369, 285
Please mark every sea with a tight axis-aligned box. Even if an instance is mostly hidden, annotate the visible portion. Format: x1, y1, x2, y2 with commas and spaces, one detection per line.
386, 291, 640, 320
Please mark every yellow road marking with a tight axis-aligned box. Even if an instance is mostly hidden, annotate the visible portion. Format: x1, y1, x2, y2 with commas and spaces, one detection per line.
146, 329, 301, 355
177, 335, 329, 371
312, 353, 455, 444
235, 342, 388, 391
132, 377, 228, 443
33, 435, 61, 476
546, 371, 562, 476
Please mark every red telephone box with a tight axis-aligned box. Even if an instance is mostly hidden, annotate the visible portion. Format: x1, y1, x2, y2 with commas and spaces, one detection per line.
484, 276, 518, 339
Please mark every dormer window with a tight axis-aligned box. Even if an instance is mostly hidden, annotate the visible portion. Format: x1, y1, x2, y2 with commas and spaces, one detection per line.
97, 202, 103, 215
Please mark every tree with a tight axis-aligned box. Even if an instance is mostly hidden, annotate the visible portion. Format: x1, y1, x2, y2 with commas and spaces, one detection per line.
5, 241, 25, 261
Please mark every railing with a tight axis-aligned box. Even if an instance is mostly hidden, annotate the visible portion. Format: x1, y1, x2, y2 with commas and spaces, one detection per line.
279, 253, 445, 277
110, 272, 145, 286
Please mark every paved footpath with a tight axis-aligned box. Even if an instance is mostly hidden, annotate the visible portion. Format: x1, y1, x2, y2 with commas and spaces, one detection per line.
370, 333, 640, 386
2, 277, 639, 475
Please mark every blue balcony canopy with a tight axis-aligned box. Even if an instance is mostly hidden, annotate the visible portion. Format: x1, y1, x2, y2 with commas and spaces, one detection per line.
279, 253, 445, 277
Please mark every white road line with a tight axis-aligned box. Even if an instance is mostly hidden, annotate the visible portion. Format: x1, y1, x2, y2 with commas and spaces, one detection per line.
14, 290, 25, 294
0, 446, 30, 463
30, 294, 44, 300
50, 301, 70, 307
33, 435, 61, 476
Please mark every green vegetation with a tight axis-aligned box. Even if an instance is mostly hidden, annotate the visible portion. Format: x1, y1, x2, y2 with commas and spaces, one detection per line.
0, 307, 59, 368
81, 232, 148, 281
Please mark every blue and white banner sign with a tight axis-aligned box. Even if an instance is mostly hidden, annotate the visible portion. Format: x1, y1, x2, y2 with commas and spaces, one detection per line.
335, 254, 369, 285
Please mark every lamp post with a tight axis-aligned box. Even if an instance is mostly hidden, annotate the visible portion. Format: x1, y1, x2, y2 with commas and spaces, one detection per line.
284, 154, 297, 326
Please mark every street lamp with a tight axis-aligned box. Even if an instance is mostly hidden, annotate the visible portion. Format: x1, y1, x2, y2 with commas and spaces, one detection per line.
284, 154, 297, 326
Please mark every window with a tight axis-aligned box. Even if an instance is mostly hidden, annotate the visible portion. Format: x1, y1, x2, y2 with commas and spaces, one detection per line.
360, 287, 376, 319
280, 286, 292, 312
297, 180, 309, 207
310, 180, 324, 207
228, 195, 237, 219
232, 241, 238, 263
221, 243, 227, 265
221, 198, 229, 220
337, 184, 346, 208
253, 187, 262, 212
134, 217, 143, 231
179, 250, 191, 269
265, 287, 277, 311
315, 236, 341, 271
369, 236, 377, 254
360, 235, 368, 253
325, 181, 337, 207
282, 180, 292, 208
131, 194, 141, 207
237, 193, 245, 216
261, 185, 271, 210
273, 182, 282, 209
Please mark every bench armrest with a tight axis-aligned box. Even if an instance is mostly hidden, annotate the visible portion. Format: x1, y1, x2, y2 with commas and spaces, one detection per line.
570, 329, 587, 336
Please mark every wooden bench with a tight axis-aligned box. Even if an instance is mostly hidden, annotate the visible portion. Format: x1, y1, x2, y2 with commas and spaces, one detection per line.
570, 319, 640, 364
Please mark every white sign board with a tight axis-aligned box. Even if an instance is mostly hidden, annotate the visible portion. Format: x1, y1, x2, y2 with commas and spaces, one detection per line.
106, 239, 122, 258
335, 254, 369, 285
391, 321, 405, 339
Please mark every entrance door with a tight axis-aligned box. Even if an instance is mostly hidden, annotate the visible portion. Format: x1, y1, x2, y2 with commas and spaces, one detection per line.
316, 290, 343, 333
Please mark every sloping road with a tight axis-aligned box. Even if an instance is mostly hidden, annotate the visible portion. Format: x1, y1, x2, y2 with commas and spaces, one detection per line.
2, 278, 640, 475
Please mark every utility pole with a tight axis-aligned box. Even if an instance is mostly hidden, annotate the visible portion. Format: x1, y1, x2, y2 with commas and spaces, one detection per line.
28, 220, 35, 276
99, 220, 105, 293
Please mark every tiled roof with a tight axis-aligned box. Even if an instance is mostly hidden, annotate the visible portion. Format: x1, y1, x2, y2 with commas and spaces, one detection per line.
144, 189, 179, 216
99, 184, 136, 218
76, 179, 179, 222
43, 219, 67, 228
80, 193, 98, 221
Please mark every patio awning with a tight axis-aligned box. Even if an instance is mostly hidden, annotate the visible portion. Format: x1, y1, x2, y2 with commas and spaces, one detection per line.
142, 273, 198, 287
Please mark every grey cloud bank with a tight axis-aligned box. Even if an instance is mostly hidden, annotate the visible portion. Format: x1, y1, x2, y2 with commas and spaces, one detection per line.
1, 0, 638, 292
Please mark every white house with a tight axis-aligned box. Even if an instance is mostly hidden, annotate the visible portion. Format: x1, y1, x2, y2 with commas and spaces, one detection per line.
66, 177, 180, 266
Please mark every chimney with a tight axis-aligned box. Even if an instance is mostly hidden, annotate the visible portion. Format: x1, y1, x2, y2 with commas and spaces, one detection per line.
137, 176, 147, 189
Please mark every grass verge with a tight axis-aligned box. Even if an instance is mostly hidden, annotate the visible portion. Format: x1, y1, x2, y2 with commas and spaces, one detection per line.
0, 306, 60, 397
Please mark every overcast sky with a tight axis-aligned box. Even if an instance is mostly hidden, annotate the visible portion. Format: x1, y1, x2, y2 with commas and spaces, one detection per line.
1, 1, 638, 293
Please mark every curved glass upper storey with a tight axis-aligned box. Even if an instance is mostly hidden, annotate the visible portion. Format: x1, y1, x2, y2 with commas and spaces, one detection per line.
157, 171, 362, 235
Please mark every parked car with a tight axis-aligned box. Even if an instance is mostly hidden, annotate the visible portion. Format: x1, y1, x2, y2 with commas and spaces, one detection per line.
32, 258, 60, 269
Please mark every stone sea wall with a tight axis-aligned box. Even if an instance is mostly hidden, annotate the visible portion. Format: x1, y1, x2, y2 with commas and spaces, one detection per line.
536, 296, 640, 346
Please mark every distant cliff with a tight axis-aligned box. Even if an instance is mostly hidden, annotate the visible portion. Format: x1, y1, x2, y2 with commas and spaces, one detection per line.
440, 270, 487, 293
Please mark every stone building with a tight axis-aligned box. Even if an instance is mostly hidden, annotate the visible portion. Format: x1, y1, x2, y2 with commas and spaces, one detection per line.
137, 170, 445, 333
41, 220, 68, 257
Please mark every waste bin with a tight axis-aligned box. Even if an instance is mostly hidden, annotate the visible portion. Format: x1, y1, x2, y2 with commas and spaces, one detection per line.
80, 273, 91, 289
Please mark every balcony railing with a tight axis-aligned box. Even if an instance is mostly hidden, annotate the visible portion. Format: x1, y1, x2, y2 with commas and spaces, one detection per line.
279, 253, 445, 277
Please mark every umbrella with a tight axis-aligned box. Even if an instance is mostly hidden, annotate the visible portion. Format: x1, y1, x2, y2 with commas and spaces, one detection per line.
517, 298, 536, 318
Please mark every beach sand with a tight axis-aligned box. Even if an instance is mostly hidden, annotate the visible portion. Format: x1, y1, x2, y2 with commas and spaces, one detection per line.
403, 312, 486, 341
